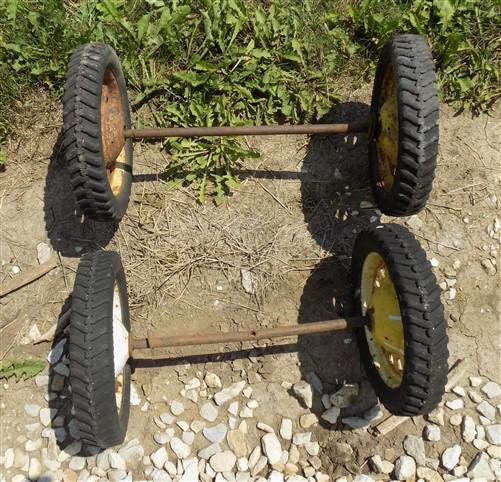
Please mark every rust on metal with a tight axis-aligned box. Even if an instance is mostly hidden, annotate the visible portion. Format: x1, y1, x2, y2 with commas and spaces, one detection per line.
132, 316, 368, 350
101, 67, 126, 195
123, 120, 369, 139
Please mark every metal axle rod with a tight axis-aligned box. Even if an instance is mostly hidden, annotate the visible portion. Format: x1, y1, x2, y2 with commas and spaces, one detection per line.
124, 120, 369, 139
132, 316, 368, 350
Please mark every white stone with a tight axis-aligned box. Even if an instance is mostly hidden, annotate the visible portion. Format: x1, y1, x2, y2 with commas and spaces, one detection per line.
477, 400, 496, 420
130, 383, 141, 405
47, 338, 66, 364
248, 446, 261, 469
182, 431, 195, 445
205, 372, 222, 388
251, 456, 268, 477
292, 432, 311, 446
292, 381, 313, 408
403, 434, 426, 466
468, 391, 482, 403
261, 433, 282, 465
247, 400, 259, 409
305, 441, 319, 456
300, 413, 318, 428
452, 386, 466, 397
190, 420, 205, 433
321, 394, 331, 409
416, 467, 442, 482
164, 461, 177, 476
446, 399, 464, 410
185, 378, 201, 390
227, 430, 248, 458
449, 414, 462, 426
109, 453, 126, 471
394, 455, 416, 481
179, 457, 198, 482
487, 445, 501, 459
150, 448, 168, 469
470, 376, 482, 387
321, 407, 340, 424
203, 423, 227, 444
466, 452, 494, 480
214, 381, 246, 405
473, 439, 490, 450
353, 476, 374, 482
28, 458, 43, 481
256, 422, 273, 433
280, 418, 293, 440
237, 457, 249, 471
441, 445, 461, 470
25, 439, 42, 452
486, 424, 501, 445
341, 417, 369, 429
426, 407, 445, 426
461, 415, 476, 443
330, 384, 359, 408
243, 387, 252, 398
37, 242, 52, 264
170, 400, 184, 416
39, 408, 54, 426
25, 404, 40, 417
424, 424, 441, 441
482, 381, 501, 399
200, 402, 218, 422
69, 456, 86, 471
369, 455, 394, 475
197, 443, 220, 460
269, 470, 284, 482
240, 406, 253, 418
210, 451, 236, 472
228, 401, 239, 416
170, 438, 190, 459
4, 448, 14, 469
160, 412, 175, 425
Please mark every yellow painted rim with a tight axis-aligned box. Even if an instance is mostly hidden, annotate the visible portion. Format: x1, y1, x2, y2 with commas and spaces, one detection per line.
376, 64, 398, 191
361, 251, 404, 388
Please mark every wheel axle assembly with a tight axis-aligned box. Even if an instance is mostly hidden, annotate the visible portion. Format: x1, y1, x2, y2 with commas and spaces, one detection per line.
61, 34, 449, 449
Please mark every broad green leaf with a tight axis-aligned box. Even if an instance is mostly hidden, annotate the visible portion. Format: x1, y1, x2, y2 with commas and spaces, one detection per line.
0, 359, 45, 380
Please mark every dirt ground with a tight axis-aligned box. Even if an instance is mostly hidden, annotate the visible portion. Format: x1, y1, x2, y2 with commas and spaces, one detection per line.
0, 86, 499, 480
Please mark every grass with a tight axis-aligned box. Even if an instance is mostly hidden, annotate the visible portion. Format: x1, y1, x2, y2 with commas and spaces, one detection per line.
0, 0, 499, 200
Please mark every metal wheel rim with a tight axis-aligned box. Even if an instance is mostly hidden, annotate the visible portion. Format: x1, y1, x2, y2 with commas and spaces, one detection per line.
112, 282, 129, 410
101, 67, 126, 196
361, 251, 404, 388
376, 64, 398, 191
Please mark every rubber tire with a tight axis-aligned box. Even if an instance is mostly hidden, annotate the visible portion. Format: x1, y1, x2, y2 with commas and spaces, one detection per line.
369, 34, 439, 216
352, 223, 448, 416
62, 43, 133, 221
69, 251, 131, 448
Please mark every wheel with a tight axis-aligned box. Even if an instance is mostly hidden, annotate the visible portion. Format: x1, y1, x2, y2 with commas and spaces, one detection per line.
63, 43, 133, 221
352, 224, 448, 415
369, 34, 439, 216
69, 251, 131, 448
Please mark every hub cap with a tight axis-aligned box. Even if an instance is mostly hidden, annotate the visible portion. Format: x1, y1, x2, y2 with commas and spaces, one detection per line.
112, 283, 129, 409
376, 65, 398, 191
101, 67, 126, 196
361, 251, 404, 388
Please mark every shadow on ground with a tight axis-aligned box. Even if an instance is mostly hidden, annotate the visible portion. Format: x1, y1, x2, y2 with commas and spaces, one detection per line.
297, 101, 380, 429
43, 130, 117, 258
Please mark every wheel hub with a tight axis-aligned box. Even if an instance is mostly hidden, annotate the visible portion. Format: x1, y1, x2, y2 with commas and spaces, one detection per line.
376, 65, 398, 191
101, 67, 126, 196
361, 251, 404, 388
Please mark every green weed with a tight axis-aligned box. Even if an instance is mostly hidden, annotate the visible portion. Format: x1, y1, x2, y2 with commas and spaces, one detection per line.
0, 358, 45, 381
0, 0, 499, 199
346, 0, 501, 113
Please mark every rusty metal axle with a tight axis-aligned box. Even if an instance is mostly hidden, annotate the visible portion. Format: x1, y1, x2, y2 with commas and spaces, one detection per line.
132, 316, 368, 351
123, 120, 369, 140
